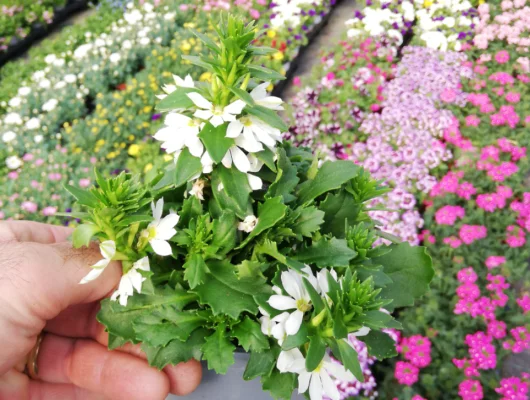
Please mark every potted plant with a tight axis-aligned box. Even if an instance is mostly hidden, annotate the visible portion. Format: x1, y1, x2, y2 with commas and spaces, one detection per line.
65, 15, 434, 400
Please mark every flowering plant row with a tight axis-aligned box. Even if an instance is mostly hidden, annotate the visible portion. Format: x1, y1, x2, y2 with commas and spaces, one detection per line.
65, 16, 434, 400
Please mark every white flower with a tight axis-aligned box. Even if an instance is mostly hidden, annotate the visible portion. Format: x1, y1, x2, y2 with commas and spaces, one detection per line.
18, 86, 31, 97
123, 39, 132, 49
140, 37, 150, 46
6, 156, 22, 169
109, 53, 121, 64
221, 145, 253, 173
39, 79, 51, 89
189, 179, 206, 201
316, 269, 338, 297
201, 151, 214, 174
246, 153, 265, 191
42, 99, 58, 112
111, 256, 150, 306
5, 112, 22, 125
25, 117, 41, 130
267, 266, 319, 335
352, 327, 371, 337
238, 215, 258, 233
34, 135, 44, 143
64, 74, 77, 83
80, 240, 116, 284
2, 131, 16, 143
250, 82, 284, 110
153, 112, 204, 159
141, 198, 179, 256
226, 115, 282, 152
73, 43, 93, 60
55, 81, 67, 89
8, 97, 22, 107
277, 348, 355, 400
259, 307, 291, 345
188, 92, 245, 127
421, 31, 448, 51
157, 74, 195, 100
401, 1, 415, 21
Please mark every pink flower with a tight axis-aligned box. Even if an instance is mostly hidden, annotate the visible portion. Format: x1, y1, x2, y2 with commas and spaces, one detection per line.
435, 205, 465, 225
459, 225, 487, 245
458, 379, 483, 400
443, 236, 462, 248
495, 50, 510, 64
503, 327, 530, 354
293, 76, 301, 86
21, 201, 38, 213
79, 178, 91, 188
42, 206, 57, 216
457, 267, 477, 283
457, 182, 477, 200
440, 88, 457, 103
505, 92, 521, 103
456, 283, 481, 301
487, 320, 507, 339
485, 256, 506, 269
394, 361, 419, 386
465, 115, 481, 127
516, 294, 530, 314
495, 376, 529, 400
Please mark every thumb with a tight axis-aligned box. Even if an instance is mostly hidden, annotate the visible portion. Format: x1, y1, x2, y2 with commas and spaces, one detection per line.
0, 222, 121, 374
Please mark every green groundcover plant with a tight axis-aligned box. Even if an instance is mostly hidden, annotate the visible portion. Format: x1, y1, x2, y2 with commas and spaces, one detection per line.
64, 15, 434, 400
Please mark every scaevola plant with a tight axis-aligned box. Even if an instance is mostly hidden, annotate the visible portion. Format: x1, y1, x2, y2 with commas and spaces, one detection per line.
65, 15, 434, 400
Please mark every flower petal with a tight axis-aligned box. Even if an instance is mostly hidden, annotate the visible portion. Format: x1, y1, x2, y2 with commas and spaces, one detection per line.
230, 146, 251, 173
250, 82, 269, 101
226, 120, 244, 138
282, 270, 303, 300
210, 115, 224, 127
187, 92, 212, 110
186, 136, 204, 158
150, 239, 173, 256
268, 295, 297, 310
298, 371, 311, 394
321, 370, 340, 400
152, 199, 164, 222
165, 112, 191, 128
309, 372, 323, 400
247, 174, 263, 191
325, 359, 355, 382
100, 240, 116, 260
194, 109, 213, 121
285, 309, 304, 336
352, 327, 371, 337
79, 267, 105, 284
224, 99, 246, 115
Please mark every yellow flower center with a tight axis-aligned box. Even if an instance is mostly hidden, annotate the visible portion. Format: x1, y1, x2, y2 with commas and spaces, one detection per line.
212, 106, 224, 116
296, 299, 312, 312
241, 116, 253, 127
313, 360, 324, 373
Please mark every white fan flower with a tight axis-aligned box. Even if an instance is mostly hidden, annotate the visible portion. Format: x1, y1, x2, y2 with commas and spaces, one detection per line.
277, 348, 355, 400
157, 74, 195, 99
238, 215, 258, 233
267, 266, 319, 335
6, 156, 22, 170
111, 256, 150, 306
140, 198, 179, 256
189, 179, 206, 201
227, 115, 282, 152
221, 145, 252, 173
153, 112, 204, 160
250, 82, 284, 110
80, 240, 116, 284
188, 92, 245, 127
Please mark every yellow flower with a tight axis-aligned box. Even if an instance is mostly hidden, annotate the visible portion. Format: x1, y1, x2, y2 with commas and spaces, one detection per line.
200, 72, 212, 82
267, 30, 277, 38
113, 127, 120, 133
126, 100, 133, 106
96, 139, 106, 146
107, 152, 117, 159
91, 127, 98, 134
144, 163, 153, 173
423, 0, 433, 6
128, 144, 140, 156
267, 83, 274, 91
180, 41, 192, 52
138, 89, 145, 96
128, 135, 135, 141
163, 154, 173, 162
143, 106, 152, 113
273, 52, 284, 61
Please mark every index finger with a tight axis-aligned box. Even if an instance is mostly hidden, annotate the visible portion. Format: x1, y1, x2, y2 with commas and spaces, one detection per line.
0, 221, 72, 244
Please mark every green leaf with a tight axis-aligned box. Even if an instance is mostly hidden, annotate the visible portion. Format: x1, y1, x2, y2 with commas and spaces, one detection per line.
233, 316, 270, 352
179, 196, 203, 227
108, 333, 128, 350
202, 323, 235, 374
333, 307, 348, 339
303, 277, 325, 314
175, 148, 202, 188
246, 104, 288, 131
183, 253, 209, 289
64, 184, 99, 208
296, 238, 357, 267
155, 87, 195, 111
181, 55, 213, 71
306, 336, 326, 372
248, 45, 277, 55
97, 286, 197, 344
193, 260, 271, 319
230, 86, 256, 106
191, 29, 220, 53
297, 161, 360, 206
282, 323, 310, 350
198, 122, 234, 163
134, 308, 207, 347
117, 214, 153, 227
142, 327, 207, 369
210, 210, 237, 255
248, 64, 286, 81
261, 370, 296, 400
335, 339, 365, 382
238, 197, 287, 248
211, 166, 252, 219
319, 190, 362, 237
267, 149, 299, 203
153, 165, 176, 191
356, 265, 393, 288
72, 224, 100, 248
356, 310, 402, 330
360, 330, 397, 360
243, 348, 276, 380
372, 242, 434, 311
254, 147, 277, 172
291, 207, 325, 238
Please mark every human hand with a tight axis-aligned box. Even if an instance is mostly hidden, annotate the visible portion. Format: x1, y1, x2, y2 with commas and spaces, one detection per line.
0, 221, 202, 400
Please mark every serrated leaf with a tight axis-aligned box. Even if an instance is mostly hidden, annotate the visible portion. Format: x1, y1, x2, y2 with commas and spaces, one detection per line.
261, 369, 296, 400
183, 253, 209, 289
210, 210, 237, 255
356, 265, 393, 288
233, 316, 270, 352
297, 161, 360, 206
360, 330, 397, 359
175, 148, 202, 188
72, 224, 100, 248
372, 242, 434, 311
108, 333, 128, 350
97, 286, 197, 344
142, 327, 207, 369
238, 196, 287, 248
296, 238, 357, 267
134, 308, 207, 347
306, 336, 326, 372
243, 348, 277, 380
291, 207, 325, 238
198, 122, 234, 163
193, 260, 271, 319
155, 86, 195, 111
64, 184, 99, 208
355, 310, 402, 330
179, 195, 203, 227
319, 190, 362, 237
267, 149, 299, 203
211, 166, 252, 219
202, 323, 235, 374
246, 104, 288, 131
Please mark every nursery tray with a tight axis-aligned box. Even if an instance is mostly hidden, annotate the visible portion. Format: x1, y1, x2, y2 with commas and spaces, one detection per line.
0, 0, 91, 68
